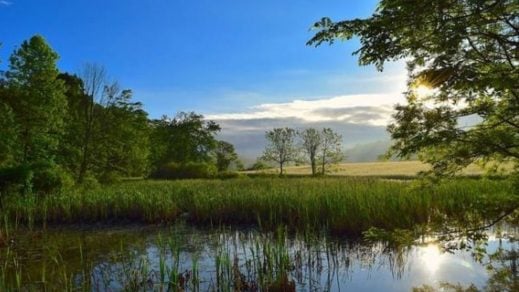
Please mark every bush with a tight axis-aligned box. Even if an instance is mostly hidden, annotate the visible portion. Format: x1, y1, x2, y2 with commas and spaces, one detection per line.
77, 175, 101, 191
248, 160, 270, 171
31, 163, 75, 194
98, 171, 122, 184
150, 161, 217, 179
0, 163, 75, 195
216, 171, 244, 180
0, 164, 33, 195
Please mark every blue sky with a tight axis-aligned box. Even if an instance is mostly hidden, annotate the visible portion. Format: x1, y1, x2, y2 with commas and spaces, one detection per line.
1, 0, 408, 157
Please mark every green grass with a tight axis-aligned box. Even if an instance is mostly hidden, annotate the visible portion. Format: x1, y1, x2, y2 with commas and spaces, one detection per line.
1, 177, 516, 235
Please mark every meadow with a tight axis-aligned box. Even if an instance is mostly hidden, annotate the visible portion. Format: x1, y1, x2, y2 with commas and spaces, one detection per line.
245, 160, 513, 177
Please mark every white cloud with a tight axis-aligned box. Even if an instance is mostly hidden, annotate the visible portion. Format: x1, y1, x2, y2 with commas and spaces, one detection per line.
206, 93, 406, 127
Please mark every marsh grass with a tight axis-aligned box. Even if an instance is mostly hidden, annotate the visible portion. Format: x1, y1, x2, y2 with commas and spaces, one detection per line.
0, 177, 515, 236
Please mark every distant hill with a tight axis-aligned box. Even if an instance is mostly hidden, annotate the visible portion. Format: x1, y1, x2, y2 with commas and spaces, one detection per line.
344, 140, 392, 162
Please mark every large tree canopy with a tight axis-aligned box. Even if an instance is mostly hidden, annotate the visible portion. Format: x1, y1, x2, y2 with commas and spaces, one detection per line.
309, 0, 519, 175
5, 35, 67, 165
149, 112, 221, 168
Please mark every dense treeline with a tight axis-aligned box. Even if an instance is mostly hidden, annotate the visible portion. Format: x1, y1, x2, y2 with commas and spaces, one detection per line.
0, 35, 239, 194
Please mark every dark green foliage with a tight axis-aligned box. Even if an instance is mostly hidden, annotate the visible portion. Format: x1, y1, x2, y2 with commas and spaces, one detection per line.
149, 112, 220, 169
0, 100, 18, 167
151, 162, 217, 179
215, 140, 238, 172
0, 165, 33, 195
148, 112, 224, 178
93, 85, 150, 179
0, 163, 73, 195
30, 163, 74, 195
0, 35, 237, 192
98, 171, 123, 184
5, 35, 67, 165
0, 36, 156, 193
56, 73, 88, 177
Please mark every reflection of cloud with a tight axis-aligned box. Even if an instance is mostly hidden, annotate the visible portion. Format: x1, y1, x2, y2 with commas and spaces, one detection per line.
0, 0, 12, 6
206, 94, 404, 127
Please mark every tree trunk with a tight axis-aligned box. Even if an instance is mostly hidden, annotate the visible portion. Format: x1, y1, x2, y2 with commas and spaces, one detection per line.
77, 141, 89, 183
77, 100, 94, 183
310, 154, 316, 175
321, 153, 326, 175
279, 162, 283, 175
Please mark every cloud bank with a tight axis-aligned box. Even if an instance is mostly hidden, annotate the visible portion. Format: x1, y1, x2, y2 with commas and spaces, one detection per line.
206, 93, 406, 162
206, 93, 404, 128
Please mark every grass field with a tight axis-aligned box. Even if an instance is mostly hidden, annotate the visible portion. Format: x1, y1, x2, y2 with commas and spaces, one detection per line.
245, 160, 512, 177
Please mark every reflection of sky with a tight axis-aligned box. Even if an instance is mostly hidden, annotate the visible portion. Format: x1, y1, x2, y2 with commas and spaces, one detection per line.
10, 225, 513, 290
77, 227, 517, 291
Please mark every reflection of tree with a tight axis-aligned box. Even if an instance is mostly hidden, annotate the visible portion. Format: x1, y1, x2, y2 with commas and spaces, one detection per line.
411, 220, 518, 291
485, 246, 518, 291
414, 246, 517, 291
2, 222, 517, 290
363, 202, 518, 291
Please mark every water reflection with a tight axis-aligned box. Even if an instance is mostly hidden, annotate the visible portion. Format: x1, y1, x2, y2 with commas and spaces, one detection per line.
0, 224, 517, 291
421, 244, 441, 274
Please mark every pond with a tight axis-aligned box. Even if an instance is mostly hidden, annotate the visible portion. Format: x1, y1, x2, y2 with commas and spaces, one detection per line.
0, 224, 517, 291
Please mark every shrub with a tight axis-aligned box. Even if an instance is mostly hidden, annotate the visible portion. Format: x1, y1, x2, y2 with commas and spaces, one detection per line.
0, 164, 33, 195
150, 161, 217, 179
98, 171, 122, 184
0, 163, 75, 196
77, 175, 101, 191
216, 171, 243, 180
248, 160, 270, 171
31, 163, 75, 194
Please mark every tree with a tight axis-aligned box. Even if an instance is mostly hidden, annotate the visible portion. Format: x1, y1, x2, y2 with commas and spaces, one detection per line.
5, 35, 67, 165
77, 63, 107, 183
318, 128, 343, 175
299, 128, 322, 175
215, 141, 238, 172
0, 88, 18, 168
0, 51, 18, 168
262, 128, 298, 175
56, 73, 88, 177
94, 84, 150, 180
308, 0, 519, 176
149, 112, 221, 168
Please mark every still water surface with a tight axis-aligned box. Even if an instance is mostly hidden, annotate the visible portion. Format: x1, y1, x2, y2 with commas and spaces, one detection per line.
2, 224, 517, 291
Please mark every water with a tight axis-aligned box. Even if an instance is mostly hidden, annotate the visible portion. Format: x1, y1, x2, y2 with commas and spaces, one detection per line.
1, 224, 517, 291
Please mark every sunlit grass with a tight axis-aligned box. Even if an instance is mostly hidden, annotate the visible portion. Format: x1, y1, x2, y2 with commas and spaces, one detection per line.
244, 160, 513, 177
0, 177, 514, 235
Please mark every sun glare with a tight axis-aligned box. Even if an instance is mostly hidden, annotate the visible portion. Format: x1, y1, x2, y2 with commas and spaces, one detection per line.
421, 244, 442, 274
414, 84, 435, 98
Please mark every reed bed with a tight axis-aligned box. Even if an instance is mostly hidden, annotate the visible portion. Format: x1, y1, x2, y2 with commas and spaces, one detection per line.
0, 177, 514, 235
